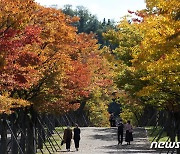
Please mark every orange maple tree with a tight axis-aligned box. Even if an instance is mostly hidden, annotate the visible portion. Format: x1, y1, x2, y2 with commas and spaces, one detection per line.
0, 0, 115, 115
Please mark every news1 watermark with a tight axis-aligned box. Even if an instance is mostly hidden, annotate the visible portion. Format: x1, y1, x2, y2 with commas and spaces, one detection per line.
150, 142, 180, 149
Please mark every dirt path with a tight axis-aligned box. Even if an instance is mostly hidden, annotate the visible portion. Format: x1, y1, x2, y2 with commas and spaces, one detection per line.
60, 127, 162, 154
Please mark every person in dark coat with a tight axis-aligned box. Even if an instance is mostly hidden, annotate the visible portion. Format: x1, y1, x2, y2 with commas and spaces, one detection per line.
125, 120, 133, 145
63, 126, 72, 151
73, 123, 81, 151
117, 120, 124, 145
109, 113, 116, 127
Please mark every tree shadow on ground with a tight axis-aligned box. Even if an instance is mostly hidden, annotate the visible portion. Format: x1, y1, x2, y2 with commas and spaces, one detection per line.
90, 127, 117, 141
90, 127, 162, 153
101, 143, 159, 153
90, 127, 148, 142
60, 150, 77, 153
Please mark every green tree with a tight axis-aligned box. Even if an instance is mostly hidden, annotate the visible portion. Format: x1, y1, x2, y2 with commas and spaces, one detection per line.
62, 5, 116, 47
105, 0, 180, 149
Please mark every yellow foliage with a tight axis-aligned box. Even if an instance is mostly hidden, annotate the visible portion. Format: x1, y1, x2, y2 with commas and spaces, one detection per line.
131, 0, 180, 109
0, 95, 30, 114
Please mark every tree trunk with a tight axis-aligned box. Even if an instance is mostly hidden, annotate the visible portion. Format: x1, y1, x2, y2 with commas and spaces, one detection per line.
37, 122, 43, 149
175, 111, 180, 154
177, 132, 180, 154
0, 115, 8, 154
26, 111, 36, 154
10, 113, 19, 154
11, 121, 18, 154
20, 112, 26, 153
169, 112, 176, 142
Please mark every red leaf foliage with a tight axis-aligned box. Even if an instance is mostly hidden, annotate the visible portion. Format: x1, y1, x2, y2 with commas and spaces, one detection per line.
0, 26, 42, 90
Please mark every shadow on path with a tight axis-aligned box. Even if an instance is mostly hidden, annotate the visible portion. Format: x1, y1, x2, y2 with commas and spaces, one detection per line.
60, 127, 172, 154
90, 127, 159, 153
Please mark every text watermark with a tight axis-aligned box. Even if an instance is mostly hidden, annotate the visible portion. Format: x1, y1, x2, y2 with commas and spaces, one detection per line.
150, 142, 180, 149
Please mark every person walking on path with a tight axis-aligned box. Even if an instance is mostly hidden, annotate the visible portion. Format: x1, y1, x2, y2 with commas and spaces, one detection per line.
109, 113, 116, 127
73, 123, 81, 151
63, 126, 72, 151
125, 120, 133, 145
117, 120, 124, 145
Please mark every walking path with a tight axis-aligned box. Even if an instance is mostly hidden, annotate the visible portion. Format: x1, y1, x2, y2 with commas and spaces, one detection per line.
60, 127, 163, 154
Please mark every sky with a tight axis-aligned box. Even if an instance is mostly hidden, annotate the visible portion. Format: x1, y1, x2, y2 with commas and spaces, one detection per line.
34, 0, 146, 22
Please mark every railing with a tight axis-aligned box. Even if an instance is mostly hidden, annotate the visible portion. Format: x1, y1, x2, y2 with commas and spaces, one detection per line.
0, 109, 89, 154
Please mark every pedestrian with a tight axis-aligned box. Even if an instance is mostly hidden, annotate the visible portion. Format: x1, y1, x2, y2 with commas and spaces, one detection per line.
125, 120, 133, 145
73, 123, 81, 151
117, 120, 124, 145
63, 126, 72, 151
109, 113, 116, 127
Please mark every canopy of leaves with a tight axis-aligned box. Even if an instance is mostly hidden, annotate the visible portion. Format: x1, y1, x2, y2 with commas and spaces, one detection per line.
0, 0, 115, 115
62, 5, 116, 47
104, 0, 180, 114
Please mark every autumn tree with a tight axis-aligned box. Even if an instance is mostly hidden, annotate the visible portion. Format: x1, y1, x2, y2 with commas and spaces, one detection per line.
0, 0, 43, 113
103, 19, 145, 125
0, 1, 118, 133
131, 0, 180, 145
105, 0, 180, 147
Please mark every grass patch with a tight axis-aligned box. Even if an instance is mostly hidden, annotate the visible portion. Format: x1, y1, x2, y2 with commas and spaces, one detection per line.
145, 126, 169, 142
36, 127, 64, 154
55, 127, 65, 132
36, 126, 75, 153
55, 126, 75, 132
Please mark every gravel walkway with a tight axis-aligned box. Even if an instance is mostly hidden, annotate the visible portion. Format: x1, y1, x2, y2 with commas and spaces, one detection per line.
60, 127, 164, 154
